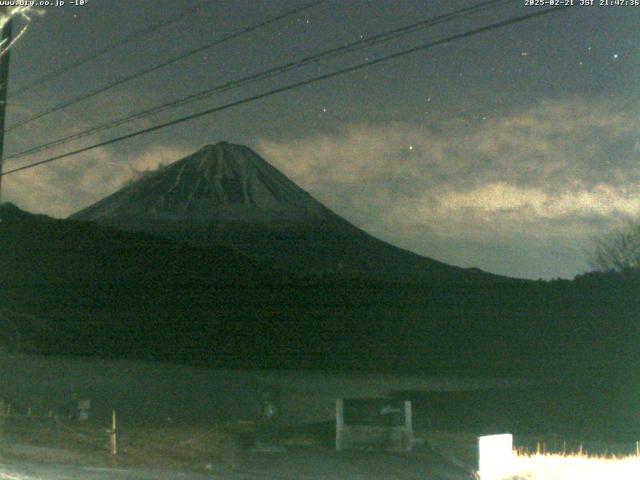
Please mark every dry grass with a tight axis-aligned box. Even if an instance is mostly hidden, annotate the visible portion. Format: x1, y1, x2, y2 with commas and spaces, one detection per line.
0, 417, 247, 472
116, 423, 244, 471
2, 417, 107, 450
501, 452, 640, 480
425, 430, 640, 480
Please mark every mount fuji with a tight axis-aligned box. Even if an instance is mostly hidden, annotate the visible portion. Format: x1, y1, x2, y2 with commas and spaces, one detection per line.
71, 142, 502, 283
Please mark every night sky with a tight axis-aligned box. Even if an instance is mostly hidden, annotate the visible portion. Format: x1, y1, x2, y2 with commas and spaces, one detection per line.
2, 0, 638, 279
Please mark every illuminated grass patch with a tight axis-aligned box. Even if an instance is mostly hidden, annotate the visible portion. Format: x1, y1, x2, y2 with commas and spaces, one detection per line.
498, 452, 640, 480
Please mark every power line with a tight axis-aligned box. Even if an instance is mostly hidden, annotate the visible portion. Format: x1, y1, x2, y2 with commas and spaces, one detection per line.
5, 0, 514, 162
11, 1, 216, 97
1, 5, 572, 178
7, 0, 512, 160
5, 0, 327, 134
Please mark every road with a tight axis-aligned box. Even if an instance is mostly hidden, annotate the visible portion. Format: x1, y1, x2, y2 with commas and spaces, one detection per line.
0, 463, 211, 480
0, 447, 474, 480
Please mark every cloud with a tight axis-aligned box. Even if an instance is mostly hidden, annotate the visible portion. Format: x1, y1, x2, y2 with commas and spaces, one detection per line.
3, 143, 190, 217
256, 97, 640, 278
3, 95, 637, 279
0, 85, 171, 211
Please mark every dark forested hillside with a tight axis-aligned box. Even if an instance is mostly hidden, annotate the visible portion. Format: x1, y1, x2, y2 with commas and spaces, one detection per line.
3, 203, 639, 382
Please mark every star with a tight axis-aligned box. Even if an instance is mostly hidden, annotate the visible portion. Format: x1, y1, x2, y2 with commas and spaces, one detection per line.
612, 53, 619, 60
408, 145, 414, 151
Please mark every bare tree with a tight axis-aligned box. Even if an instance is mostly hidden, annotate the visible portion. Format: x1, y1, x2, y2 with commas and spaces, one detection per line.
591, 220, 640, 272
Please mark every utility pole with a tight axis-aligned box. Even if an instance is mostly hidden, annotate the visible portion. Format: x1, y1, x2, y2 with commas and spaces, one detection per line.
0, 7, 12, 202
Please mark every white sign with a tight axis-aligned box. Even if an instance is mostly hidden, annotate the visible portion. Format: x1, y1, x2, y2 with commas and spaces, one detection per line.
478, 433, 514, 480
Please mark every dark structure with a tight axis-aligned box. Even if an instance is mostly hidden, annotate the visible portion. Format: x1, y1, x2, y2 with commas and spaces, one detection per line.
336, 398, 413, 452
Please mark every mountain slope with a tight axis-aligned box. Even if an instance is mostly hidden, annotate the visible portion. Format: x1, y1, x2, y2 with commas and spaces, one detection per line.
2, 204, 635, 379
71, 142, 506, 283
0, 202, 283, 360
72, 142, 327, 225
0, 202, 269, 300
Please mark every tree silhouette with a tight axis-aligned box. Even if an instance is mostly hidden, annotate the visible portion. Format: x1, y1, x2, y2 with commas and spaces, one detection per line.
591, 220, 640, 272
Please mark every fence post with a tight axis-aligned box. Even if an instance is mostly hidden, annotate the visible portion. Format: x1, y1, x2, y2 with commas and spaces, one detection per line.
404, 400, 413, 451
110, 410, 117, 458
335, 399, 344, 451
